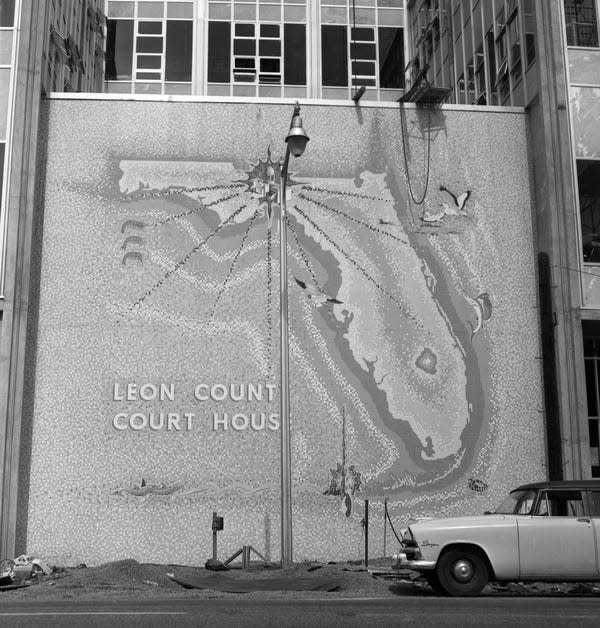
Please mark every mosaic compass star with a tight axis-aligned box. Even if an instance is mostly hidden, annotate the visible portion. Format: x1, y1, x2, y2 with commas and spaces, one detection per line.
236, 147, 301, 226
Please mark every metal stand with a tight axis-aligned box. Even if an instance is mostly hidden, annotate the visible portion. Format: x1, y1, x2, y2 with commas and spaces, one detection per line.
224, 545, 269, 570
383, 497, 388, 558
364, 499, 369, 568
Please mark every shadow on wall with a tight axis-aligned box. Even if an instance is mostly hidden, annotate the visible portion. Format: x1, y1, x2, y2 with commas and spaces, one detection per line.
537, 251, 563, 480
14, 105, 53, 554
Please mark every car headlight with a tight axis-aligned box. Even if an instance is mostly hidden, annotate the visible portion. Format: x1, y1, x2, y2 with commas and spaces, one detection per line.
401, 527, 422, 560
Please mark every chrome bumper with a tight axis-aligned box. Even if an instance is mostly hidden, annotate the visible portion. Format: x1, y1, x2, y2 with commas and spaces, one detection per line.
391, 551, 436, 571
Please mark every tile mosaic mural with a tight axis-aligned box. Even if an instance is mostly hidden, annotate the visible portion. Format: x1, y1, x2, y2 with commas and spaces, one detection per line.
24, 99, 545, 565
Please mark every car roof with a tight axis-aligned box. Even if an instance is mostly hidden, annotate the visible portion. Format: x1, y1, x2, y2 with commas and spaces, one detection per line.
513, 480, 600, 491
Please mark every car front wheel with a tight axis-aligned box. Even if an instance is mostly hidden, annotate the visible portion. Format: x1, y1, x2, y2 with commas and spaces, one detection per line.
436, 548, 489, 597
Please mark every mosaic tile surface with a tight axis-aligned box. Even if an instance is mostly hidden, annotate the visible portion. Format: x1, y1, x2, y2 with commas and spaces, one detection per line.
24, 100, 545, 565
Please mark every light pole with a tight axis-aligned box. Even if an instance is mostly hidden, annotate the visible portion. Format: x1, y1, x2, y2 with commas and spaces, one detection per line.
279, 102, 309, 567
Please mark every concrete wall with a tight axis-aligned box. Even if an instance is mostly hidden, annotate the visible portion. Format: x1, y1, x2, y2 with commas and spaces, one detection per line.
22, 96, 545, 565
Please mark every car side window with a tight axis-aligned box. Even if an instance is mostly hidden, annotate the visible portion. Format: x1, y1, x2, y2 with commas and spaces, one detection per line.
590, 491, 600, 517
515, 490, 536, 514
535, 490, 585, 517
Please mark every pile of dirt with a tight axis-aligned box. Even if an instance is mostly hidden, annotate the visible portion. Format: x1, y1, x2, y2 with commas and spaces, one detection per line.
0, 558, 396, 600
3, 557, 599, 600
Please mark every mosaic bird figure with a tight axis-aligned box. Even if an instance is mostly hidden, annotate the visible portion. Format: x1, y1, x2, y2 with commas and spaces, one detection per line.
421, 185, 471, 223
294, 277, 342, 307
438, 185, 471, 215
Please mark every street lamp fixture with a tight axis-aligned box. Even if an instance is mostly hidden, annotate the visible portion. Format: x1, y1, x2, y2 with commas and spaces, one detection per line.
280, 102, 309, 567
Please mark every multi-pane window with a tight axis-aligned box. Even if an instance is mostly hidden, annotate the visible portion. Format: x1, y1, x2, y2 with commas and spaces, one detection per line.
583, 321, 600, 478
320, 0, 403, 99
474, 45, 486, 104
207, 19, 306, 95
105, 0, 194, 94
0, 0, 15, 295
106, 18, 193, 82
577, 160, 600, 263
0, 0, 15, 27
321, 26, 403, 96
105, 1, 404, 101
206, 1, 307, 97
564, 0, 599, 47
507, 11, 521, 82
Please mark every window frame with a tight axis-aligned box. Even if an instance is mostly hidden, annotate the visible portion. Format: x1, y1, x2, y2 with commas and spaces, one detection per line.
104, 9, 194, 94
563, 0, 600, 49
533, 489, 588, 517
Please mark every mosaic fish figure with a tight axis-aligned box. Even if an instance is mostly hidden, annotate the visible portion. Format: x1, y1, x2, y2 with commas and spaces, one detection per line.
120, 219, 147, 233
464, 291, 493, 339
293, 277, 343, 307
115, 480, 182, 496
122, 251, 143, 266
468, 478, 488, 493
121, 235, 144, 249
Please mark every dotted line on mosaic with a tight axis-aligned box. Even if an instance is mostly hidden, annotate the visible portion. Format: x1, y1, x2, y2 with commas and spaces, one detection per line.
153, 192, 242, 226
297, 191, 409, 245
287, 218, 320, 288
292, 204, 428, 336
288, 219, 340, 319
300, 185, 393, 203
130, 204, 247, 309
209, 209, 259, 321
266, 225, 273, 376
122, 183, 246, 202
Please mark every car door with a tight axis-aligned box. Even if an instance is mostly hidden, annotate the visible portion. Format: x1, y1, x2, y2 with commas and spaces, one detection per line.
517, 489, 598, 578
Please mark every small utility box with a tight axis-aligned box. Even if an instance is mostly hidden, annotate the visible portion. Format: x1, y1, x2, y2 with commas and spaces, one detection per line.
212, 512, 224, 560
212, 513, 224, 531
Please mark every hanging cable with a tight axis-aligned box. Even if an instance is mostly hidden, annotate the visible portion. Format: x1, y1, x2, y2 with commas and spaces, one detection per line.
384, 498, 404, 544
400, 103, 432, 206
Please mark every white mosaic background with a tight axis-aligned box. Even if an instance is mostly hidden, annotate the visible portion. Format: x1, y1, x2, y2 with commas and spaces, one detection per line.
23, 99, 545, 565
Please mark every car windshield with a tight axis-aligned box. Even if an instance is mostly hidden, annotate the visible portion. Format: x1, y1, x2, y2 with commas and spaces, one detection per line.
493, 489, 537, 514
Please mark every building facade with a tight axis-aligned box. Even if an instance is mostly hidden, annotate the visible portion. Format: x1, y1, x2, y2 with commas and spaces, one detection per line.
0, 0, 105, 561
404, 0, 538, 106
564, 0, 600, 478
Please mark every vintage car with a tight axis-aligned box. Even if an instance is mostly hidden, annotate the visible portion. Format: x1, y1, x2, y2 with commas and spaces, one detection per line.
391, 480, 600, 596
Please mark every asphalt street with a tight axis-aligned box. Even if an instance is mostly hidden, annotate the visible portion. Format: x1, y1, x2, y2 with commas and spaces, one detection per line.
1, 596, 600, 627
